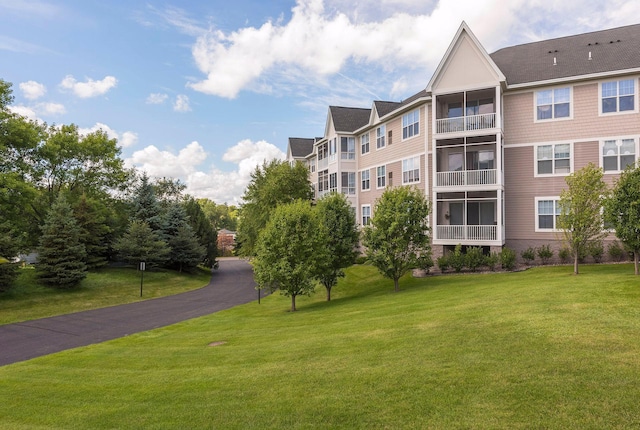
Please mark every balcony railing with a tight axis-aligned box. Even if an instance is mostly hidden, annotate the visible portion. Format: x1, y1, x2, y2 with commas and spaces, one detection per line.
436, 113, 496, 134
318, 157, 328, 169
436, 225, 498, 242
436, 169, 497, 187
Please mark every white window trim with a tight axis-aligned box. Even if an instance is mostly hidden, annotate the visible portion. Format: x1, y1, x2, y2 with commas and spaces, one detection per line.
361, 204, 371, 227
360, 169, 370, 192
376, 125, 386, 150
599, 136, 639, 174
402, 156, 421, 185
535, 196, 562, 232
361, 133, 370, 155
533, 85, 573, 123
376, 165, 386, 189
534, 142, 574, 177
402, 109, 421, 141
598, 76, 639, 116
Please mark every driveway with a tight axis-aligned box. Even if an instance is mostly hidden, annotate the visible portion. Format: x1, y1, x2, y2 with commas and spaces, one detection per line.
0, 258, 258, 366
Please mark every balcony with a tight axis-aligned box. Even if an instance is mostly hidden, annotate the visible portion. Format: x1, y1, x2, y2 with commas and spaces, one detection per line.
436, 225, 497, 242
436, 112, 496, 134
436, 169, 497, 187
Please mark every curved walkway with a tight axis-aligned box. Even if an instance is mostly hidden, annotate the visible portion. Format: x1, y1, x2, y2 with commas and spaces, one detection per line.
0, 258, 258, 366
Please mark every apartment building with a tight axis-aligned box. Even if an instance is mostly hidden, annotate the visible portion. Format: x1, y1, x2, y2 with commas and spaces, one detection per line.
287, 22, 640, 259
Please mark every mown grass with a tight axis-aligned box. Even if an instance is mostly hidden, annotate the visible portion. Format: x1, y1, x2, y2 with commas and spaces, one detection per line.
0, 266, 212, 324
1, 264, 640, 429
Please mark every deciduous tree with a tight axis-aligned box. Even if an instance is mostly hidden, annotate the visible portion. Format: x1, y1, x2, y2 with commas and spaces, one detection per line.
362, 186, 431, 292
605, 163, 640, 275
252, 200, 328, 311
558, 163, 608, 275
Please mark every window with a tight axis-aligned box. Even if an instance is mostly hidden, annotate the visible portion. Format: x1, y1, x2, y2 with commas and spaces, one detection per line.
536, 198, 561, 231
341, 172, 356, 195
601, 79, 635, 114
361, 170, 370, 191
536, 143, 571, 175
602, 138, 636, 172
402, 110, 420, 139
448, 153, 463, 171
376, 166, 386, 188
376, 125, 386, 149
341, 137, 355, 160
447, 102, 462, 118
402, 156, 420, 184
318, 143, 327, 161
318, 169, 328, 194
329, 173, 337, 193
361, 133, 370, 154
467, 151, 495, 170
536, 87, 570, 120
329, 138, 337, 162
466, 98, 494, 115
361, 205, 371, 226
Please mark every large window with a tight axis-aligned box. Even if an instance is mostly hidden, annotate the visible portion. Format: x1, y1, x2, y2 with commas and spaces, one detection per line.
341, 172, 356, 195
402, 110, 420, 139
536, 143, 571, 175
317, 143, 327, 161
536, 198, 561, 231
329, 173, 337, 193
341, 137, 355, 160
361, 170, 370, 191
361, 133, 370, 154
361, 205, 371, 226
402, 156, 420, 184
329, 138, 337, 162
602, 138, 636, 172
376, 125, 386, 149
536, 87, 570, 120
376, 166, 386, 188
601, 79, 635, 114
318, 169, 328, 194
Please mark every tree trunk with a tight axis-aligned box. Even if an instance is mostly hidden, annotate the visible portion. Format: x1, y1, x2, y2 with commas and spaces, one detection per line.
394, 277, 399, 292
635, 251, 639, 276
574, 248, 579, 275
291, 294, 297, 312
326, 286, 332, 301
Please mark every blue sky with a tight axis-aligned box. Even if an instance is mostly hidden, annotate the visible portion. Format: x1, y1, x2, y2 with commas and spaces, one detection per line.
2, 0, 638, 204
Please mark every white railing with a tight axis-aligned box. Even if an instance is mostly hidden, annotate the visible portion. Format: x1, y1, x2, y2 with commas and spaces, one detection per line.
436, 225, 498, 242
318, 157, 328, 169
436, 169, 497, 187
436, 113, 496, 134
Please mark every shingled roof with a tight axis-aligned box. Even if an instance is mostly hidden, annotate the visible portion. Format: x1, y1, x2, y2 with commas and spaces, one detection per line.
329, 106, 371, 133
490, 23, 640, 86
288, 137, 315, 158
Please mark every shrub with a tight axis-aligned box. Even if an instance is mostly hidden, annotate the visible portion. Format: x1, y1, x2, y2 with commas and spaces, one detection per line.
500, 247, 517, 271
485, 252, 499, 271
521, 247, 535, 265
354, 255, 368, 265
449, 244, 465, 273
558, 247, 571, 263
465, 247, 485, 272
608, 241, 625, 262
588, 241, 604, 263
536, 244, 553, 265
422, 255, 434, 274
436, 254, 449, 273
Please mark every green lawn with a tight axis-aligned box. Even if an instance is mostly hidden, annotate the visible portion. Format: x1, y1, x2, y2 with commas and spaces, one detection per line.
1, 264, 640, 429
0, 266, 212, 325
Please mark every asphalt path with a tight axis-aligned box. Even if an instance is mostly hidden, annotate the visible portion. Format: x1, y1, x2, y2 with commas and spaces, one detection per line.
0, 258, 258, 366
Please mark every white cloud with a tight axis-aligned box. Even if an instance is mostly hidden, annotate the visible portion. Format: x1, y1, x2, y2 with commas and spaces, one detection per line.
19, 80, 46, 100
173, 94, 191, 112
78, 122, 138, 148
126, 139, 285, 204
59, 75, 117, 98
36, 102, 66, 116
146, 92, 169, 104
8, 104, 38, 121
8, 102, 65, 121
186, 0, 640, 100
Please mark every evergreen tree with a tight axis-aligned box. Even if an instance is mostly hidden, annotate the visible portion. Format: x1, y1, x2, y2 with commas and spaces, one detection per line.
184, 197, 218, 267
0, 221, 24, 292
130, 173, 165, 233
114, 220, 169, 268
168, 225, 205, 272
73, 194, 112, 269
37, 195, 87, 288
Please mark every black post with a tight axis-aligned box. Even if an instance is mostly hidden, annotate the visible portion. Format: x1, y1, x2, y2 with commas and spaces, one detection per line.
258, 288, 261, 304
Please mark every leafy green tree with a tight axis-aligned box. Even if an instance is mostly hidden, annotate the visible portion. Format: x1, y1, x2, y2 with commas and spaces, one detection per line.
252, 200, 329, 311
168, 226, 205, 272
605, 163, 640, 274
114, 220, 169, 268
199, 199, 239, 231
237, 159, 313, 256
36, 195, 87, 288
362, 186, 431, 292
558, 163, 608, 275
0, 221, 24, 292
184, 197, 218, 267
154, 177, 186, 208
315, 193, 359, 301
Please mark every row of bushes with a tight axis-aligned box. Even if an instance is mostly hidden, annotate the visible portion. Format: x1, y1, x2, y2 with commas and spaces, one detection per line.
521, 240, 630, 265
435, 245, 517, 273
